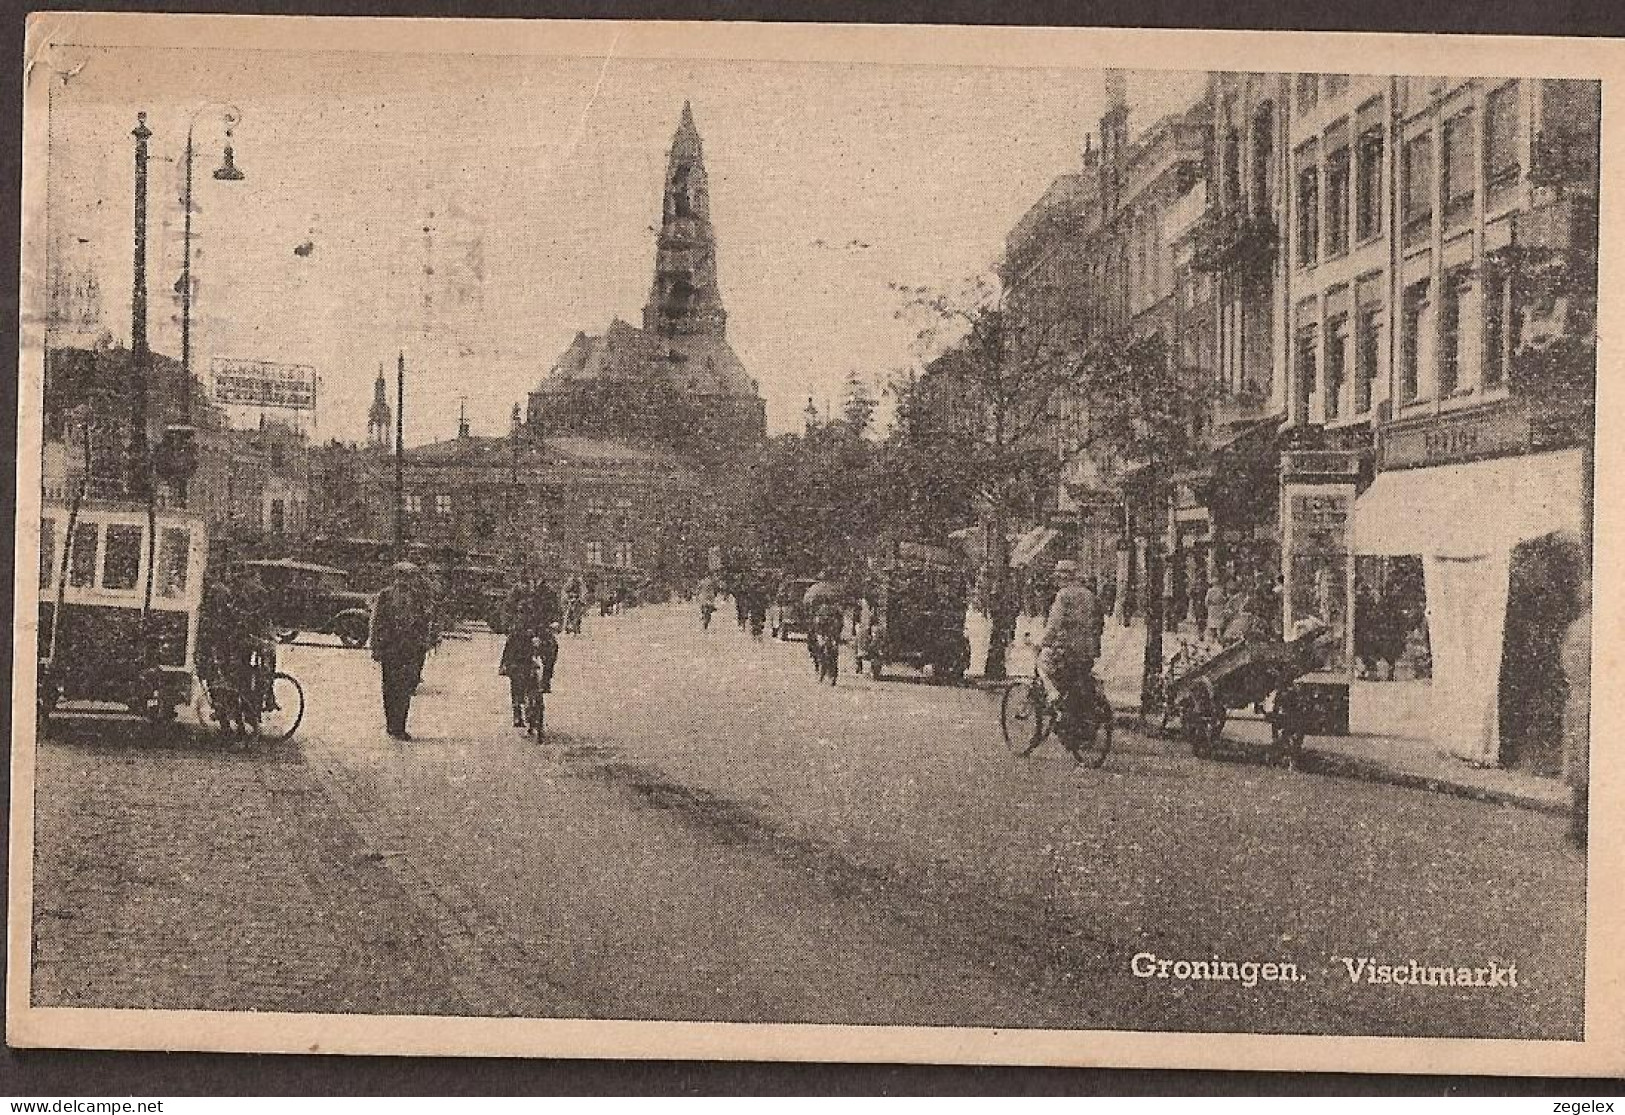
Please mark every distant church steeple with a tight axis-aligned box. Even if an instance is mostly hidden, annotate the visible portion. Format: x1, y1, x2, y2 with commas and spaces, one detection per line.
643, 101, 728, 339
367, 365, 392, 448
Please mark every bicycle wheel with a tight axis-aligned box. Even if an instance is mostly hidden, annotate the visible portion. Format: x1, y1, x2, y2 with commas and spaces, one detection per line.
254, 672, 305, 742
1000, 681, 1047, 756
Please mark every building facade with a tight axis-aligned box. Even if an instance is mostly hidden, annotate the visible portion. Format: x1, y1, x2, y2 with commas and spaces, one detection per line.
309, 102, 763, 594
991, 70, 1595, 769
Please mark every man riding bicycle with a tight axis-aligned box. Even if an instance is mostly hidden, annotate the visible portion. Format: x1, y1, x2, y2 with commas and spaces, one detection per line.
1036, 560, 1104, 731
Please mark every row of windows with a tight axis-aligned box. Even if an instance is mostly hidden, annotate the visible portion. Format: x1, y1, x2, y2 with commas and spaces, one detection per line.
39, 517, 193, 599
1294, 82, 1521, 269
1400, 82, 1522, 250
1292, 264, 1514, 425
1398, 267, 1513, 405
1295, 114, 1385, 265
403, 492, 639, 518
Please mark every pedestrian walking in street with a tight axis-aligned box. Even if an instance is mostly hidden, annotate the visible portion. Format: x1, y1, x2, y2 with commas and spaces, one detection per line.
1204, 578, 1229, 644
697, 574, 719, 631
371, 560, 435, 740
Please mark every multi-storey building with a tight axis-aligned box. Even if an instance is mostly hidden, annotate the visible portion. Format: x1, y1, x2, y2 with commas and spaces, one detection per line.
1322, 75, 1598, 771
994, 69, 1595, 770
1001, 74, 1209, 612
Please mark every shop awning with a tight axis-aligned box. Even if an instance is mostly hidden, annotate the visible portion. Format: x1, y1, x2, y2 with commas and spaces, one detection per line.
1354, 448, 1585, 558
1009, 526, 1061, 568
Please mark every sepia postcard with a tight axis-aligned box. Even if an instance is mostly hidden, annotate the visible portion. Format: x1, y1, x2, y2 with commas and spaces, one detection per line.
8, 12, 1623, 1076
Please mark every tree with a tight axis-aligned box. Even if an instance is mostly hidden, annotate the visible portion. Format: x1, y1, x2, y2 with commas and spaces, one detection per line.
840, 370, 879, 437
887, 278, 1086, 679
1067, 329, 1212, 710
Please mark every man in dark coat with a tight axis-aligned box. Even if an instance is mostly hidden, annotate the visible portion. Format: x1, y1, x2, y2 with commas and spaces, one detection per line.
371, 561, 434, 740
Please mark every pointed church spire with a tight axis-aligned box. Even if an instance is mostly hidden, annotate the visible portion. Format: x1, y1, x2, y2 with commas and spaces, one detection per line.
644, 101, 727, 339
367, 363, 392, 448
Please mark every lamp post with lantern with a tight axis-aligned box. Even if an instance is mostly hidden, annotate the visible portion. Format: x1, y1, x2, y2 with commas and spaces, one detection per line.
161, 103, 246, 507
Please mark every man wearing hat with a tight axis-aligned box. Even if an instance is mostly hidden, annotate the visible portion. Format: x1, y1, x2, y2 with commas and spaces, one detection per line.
1037, 559, 1104, 725
372, 560, 434, 740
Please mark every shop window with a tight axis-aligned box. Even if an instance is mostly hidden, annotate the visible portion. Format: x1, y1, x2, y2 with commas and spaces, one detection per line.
68, 523, 98, 589
1400, 280, 1432, 403
1355, 304, 1382, 415
1325, 315, 1349, 421
1354, 555, 1432, 681
1325, 144, 1351, 257
1485, 82, 1522, 203
1442, 110, 1475, 230
155, 527, 191, 599
1403, 132, 1433, 249
102, 524, 143, 592
39, 517, 56, 590
1356, 126, 1384, 241
1295, 325, 1318, 423
1296, 163, 1319, 267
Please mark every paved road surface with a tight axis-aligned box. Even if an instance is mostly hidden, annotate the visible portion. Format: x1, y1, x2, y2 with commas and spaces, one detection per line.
29, 604, 1585, 1037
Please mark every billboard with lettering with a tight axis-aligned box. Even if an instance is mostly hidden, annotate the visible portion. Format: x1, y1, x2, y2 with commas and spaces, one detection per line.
211, 358, 317, 411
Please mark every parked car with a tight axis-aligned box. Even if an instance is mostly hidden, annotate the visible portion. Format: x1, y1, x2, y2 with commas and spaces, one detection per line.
769, 576, 819, 640
855, 543, 971, 683
236, 558, 375, 648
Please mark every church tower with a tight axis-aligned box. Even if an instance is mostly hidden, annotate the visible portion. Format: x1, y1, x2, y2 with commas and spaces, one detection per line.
367, 365, 392, 448
643, 102, 728, 339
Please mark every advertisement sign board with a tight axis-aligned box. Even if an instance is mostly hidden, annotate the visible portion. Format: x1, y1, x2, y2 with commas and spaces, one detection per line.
212, 358, 317, 411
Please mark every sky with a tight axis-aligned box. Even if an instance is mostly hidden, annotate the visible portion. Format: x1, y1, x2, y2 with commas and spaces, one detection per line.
39, 42, 1203, 443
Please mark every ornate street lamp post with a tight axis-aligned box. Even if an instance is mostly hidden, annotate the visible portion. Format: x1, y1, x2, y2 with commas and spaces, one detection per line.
165, 104, 245, 506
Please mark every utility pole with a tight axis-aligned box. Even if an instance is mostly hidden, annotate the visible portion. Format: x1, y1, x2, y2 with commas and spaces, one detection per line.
394, 350, 405, 548
128, 111, 152, 497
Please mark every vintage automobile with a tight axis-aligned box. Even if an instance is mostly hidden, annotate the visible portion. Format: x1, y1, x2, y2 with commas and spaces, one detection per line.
38, 499, 210, 724
855, 542, 972, 683
235, 558, 374, 647
768, 576, 819, 640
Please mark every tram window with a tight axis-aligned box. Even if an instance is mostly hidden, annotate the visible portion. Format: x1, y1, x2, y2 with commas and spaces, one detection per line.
155, 527, 191, 598
102, 524, 143, 591
68, 523, 98, 589
39, 518, 56, 589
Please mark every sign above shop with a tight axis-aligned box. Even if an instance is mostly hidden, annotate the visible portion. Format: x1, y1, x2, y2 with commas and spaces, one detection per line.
1281, 449, 1359, 483
1379, 403, 1532, 470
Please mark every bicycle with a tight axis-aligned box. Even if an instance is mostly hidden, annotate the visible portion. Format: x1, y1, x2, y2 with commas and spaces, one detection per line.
1000, 670, 1113, 768
194, 643, 305, 743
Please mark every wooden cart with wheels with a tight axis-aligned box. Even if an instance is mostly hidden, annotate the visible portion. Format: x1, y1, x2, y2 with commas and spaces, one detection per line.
1163, 621, 1330, 763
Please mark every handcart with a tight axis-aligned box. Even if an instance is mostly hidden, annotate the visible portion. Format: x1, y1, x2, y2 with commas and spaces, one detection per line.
1162, 620, 1331, 762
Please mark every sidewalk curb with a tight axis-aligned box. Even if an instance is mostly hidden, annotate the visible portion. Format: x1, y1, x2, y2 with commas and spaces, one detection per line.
1289, 748, 1571, 817
964, 676, 1567, 816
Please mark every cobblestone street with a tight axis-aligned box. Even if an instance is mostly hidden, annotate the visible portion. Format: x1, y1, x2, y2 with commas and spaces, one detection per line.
29, 604, 1586, 1038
